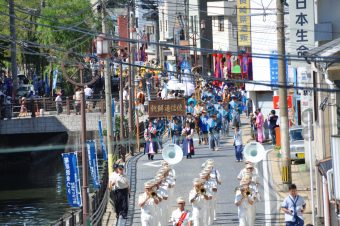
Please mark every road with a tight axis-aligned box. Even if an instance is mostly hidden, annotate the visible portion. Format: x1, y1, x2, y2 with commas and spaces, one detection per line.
125, 132, 283, 226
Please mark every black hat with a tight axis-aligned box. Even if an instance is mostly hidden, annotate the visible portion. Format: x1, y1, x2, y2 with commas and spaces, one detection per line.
113, 164, 119, 169
117, 164, 124, 169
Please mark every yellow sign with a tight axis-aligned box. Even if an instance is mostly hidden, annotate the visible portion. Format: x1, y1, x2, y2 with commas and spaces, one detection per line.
237, 0, 251, 46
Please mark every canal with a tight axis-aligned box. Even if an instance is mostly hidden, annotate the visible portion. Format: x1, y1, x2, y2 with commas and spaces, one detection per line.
0, 132, 71, 225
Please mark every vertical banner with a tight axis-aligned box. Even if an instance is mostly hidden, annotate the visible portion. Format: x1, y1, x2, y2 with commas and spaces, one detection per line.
289, 0, 315, 66
61, 152, 82, 207
98, 119, 108, 160
237, 0, 251, 46
52, 69, 58, 90
112, 99, 116, 133
86, 140, 100, 189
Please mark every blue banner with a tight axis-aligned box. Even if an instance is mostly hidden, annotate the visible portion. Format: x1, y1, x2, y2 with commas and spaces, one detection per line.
52, 69, 58, 90
44, 73, 50, 95
33, 74, 38, 92
61, 152, 82, 207
98, 120, 108, 160
87, 140, 100, 189
111, 99, 116, 133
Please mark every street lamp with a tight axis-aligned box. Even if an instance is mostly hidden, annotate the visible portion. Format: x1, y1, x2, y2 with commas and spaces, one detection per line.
95, 34, 115, 177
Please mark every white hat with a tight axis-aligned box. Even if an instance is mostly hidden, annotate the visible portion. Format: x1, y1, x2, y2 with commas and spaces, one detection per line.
193, 178, 203, 185
245, 163, 254, 169
176, 197, 185, 203
144, 181, 153, 188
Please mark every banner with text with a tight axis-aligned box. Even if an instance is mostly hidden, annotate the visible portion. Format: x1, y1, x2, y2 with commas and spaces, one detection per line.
98, 120, 108, 161
61, 152, 82, 207
289, 0, 315, 67
237, 0, 251, 46
87, 140, 100, 189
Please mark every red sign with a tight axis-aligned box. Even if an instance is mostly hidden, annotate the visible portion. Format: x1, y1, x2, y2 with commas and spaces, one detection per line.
273, 96, 293, 109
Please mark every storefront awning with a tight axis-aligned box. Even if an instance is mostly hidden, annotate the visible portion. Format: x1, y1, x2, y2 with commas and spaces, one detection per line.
317, 158, 332, 176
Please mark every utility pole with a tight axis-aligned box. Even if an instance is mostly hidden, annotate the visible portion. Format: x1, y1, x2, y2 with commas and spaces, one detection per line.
119, 63, 126, 162
276, 0, 291, 188
128, 0, 136, 156
9, 0, 18, 100
101, 0, 114, 175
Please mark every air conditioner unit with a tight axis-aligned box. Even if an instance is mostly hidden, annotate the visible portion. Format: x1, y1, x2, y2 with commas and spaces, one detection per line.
331, 136, 340, 200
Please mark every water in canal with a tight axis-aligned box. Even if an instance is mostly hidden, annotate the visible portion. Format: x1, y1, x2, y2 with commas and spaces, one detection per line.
0, 133, 71, 225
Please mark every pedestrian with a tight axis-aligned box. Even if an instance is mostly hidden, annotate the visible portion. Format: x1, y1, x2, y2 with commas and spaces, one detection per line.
233, 126, 243, 162
232, 107, 241, 128
281, 184, 306, 226
256, 108, 264, 143
19, 97, 27, 116
170, 197, 193, 226
84, 85, 93, 111
234, 180, 256, 226
73, 87, 81, 115
182, 121, 195, 159
268, 110, 278, 145
144, 120, 158, 160
138, 181, 159, 226
108, 164, 130, 223
55, 93, 63, 115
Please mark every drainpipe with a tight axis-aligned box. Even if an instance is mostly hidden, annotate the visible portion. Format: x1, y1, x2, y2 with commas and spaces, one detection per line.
324, 67, 337, 226
323, 175, 331, 226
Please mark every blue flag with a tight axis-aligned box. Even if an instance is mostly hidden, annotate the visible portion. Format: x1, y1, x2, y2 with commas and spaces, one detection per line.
98, 120, 108, 160
61, 152, 82, 207
86, 140, 100, 189
45, 73, 50, 95
33, 74, 38, 92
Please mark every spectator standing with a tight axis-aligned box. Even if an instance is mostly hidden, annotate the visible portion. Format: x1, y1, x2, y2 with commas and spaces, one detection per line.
281, 184, 306, 226
55, 94, 63, 115
73, 87, 81, 115
256, 108, 264, 143
268, 110, 278, 145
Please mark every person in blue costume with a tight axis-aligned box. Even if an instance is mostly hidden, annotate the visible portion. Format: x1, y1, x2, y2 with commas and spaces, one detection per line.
182, 121, 195, 159
170, 117, 182, 145
199, 110, 209, 145
207, 113, 220, 151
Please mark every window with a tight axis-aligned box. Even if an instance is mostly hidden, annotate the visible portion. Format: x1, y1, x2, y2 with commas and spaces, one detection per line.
166, 20, 168, 31
194, 15, 197, 32
147, 26, 154, 34
135, 18, 138, 28
232, 22, 237, 38
218, 16, 224, 31
160, 20, 162, 32
190, 16, 193, 33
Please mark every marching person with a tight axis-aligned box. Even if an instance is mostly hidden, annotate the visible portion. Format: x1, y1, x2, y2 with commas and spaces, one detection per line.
233, 126, 243, 162
205, 159, 221, 221
207, 114, 220, 151
108, 164, 130, 224
139, 181, 160, 226
144, 120, 158, 160
256, 108, 264, 143
182, 121, 195, 159
234, 179, 256, 226
170, 117, 182, 145
194, 101, 203, 144
199, 110, 209, 145
281, 184, 306, 226
189, 178, 210, 226
200, 171, 214, 225
170, 197, 193, 226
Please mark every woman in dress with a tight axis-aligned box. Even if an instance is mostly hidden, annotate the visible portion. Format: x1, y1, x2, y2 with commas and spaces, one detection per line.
182, 121, 195, 159
144, 120, 158, 160
256, 108, 264, 143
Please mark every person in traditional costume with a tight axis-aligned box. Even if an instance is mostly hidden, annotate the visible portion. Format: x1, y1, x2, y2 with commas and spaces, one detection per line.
170, 117, 182, 145
144, 120, 158, 160
256, 108, 264, 143
182, 121, 195, 159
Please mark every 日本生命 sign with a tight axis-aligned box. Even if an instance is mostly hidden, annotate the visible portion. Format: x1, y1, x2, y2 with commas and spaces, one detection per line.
289, 0, 315, 65
237, 0, 251, 46
148, 98, 186, 117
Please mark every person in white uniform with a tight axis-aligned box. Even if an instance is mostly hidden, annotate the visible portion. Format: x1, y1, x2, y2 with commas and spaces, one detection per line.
234, 179, 256, 226
170, 197, 193, 226
189, 178, 210, 226
138, 181, 160, 226
200, 170, 214, 225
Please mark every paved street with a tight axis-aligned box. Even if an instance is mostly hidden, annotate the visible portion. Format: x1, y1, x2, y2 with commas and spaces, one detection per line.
126, 130, 284, 226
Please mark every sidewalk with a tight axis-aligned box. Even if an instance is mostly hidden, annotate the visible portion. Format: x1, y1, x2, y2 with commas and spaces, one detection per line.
240, 114, 312, 225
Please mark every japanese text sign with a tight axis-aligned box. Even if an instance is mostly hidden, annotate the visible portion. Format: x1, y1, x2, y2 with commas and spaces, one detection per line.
289, 0, 315, 65
87, 140, 100, 189
273, 95, 293, 109
98, 120, 108, 161
237, 0, 251, 46
148, 98, 186, 117
61, 152, 82, 207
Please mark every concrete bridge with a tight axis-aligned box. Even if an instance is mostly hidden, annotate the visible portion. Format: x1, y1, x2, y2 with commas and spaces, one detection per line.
0, 113, 148, 135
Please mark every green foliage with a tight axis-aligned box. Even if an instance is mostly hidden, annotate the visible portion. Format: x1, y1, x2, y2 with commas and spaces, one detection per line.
36, 0, 97, 54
